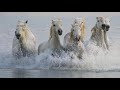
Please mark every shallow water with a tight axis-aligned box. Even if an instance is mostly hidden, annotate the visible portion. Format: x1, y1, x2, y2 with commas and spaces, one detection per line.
1, 69, 120, 78
0, 13, 120, 78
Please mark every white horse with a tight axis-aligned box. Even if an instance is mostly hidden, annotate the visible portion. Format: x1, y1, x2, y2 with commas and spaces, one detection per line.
90, 17, 110, 50
63, 18, 86, 59
12, 20, 37, 59
38, 19, 63, 55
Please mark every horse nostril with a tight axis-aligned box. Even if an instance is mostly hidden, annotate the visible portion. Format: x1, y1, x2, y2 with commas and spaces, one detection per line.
58, 29, 62, 35
58, 30, 60, 33
106, 25, 110, 29
75, 36, 80, 41
16, 34, 21, 39
78, 37, 80, 41
102, 24, 106, 29
106, 25, 110, 31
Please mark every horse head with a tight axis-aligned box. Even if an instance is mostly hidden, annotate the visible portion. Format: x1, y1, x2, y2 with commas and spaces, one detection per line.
51, 19, 63, 36
15, 20, 28, 40
96, 17, 110, 31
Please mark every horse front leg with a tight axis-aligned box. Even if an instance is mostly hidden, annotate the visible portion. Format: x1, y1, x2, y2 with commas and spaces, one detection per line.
21, 48, 27, 57
99, 30, 107, 49
104, 31, 109, 50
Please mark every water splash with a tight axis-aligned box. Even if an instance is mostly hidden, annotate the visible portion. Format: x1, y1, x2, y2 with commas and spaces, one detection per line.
0, 39, 120, 72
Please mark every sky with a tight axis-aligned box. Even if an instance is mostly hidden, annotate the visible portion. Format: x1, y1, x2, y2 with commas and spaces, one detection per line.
0, 12, 120, 17
0, 12, 120, 30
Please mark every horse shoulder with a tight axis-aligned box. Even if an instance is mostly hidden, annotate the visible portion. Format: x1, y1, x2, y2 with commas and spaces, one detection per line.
91, 27, 97, 38
29, 31, 36, 44
64, 32, 71, 47
32, 36, 36, 45
38, 42, 47, 55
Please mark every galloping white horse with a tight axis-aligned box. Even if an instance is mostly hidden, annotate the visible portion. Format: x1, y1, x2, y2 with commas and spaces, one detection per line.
12, 20, 37, 59
63, 18, 86, 59
38, 19, 63, 55
90, 17, 110, 50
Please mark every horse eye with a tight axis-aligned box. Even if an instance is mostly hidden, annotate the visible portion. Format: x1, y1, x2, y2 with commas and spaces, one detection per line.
53, 24, 56, 26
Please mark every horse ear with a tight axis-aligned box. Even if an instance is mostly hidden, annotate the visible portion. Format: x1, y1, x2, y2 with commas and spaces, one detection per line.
96, 17, 102, 20
25, 20, 28, 24
96, 17, 103, 21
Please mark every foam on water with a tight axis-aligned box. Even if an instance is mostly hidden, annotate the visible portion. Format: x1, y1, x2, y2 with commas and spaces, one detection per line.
0, 39, 120, 72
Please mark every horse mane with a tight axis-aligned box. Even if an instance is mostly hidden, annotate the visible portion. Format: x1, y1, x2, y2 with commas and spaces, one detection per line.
70, 30, 74, 43
50, 26, 52, 39
80, 18, 86, 41
49, 25, 56, 40
19, 23, 33, 43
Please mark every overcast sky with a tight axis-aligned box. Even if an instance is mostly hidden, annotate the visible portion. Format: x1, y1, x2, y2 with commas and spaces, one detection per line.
0, 12, 120, 32
0, 12, 120, 17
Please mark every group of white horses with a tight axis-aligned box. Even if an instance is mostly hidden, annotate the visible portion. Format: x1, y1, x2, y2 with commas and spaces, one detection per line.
12, 17, 111, 59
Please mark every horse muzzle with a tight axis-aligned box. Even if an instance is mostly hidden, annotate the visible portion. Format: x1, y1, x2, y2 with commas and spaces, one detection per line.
58, 29, 62, 35
75, 36, 81, 42
106, 25, 110, 31
102, 24, 110, 31
15, 31, 21, 39
102, 24, 106, 30
16, 34, 21, 39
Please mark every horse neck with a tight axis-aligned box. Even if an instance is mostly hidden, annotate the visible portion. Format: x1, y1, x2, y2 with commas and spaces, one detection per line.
104, 30, 109, 49
95, 24, 108, 47
49, 27, 61, 48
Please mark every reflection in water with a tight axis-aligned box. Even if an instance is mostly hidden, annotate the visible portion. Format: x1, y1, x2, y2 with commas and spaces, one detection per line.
12, 69, 31, 78
11, 69, 83, 78
0, 69, 119, 78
